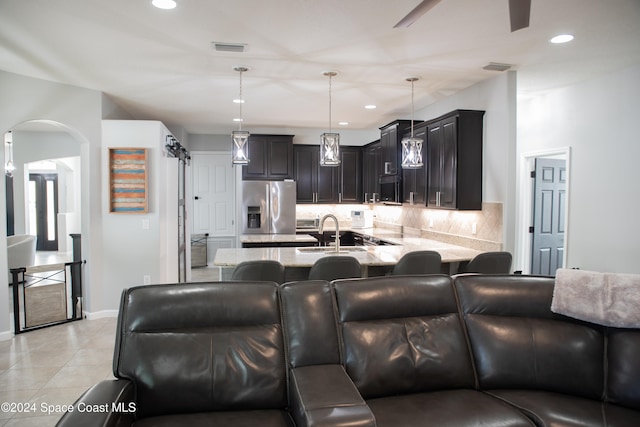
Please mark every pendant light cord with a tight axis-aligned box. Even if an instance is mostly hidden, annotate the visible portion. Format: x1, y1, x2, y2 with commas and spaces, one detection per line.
238, 69, 243, 132
410, 78, 415, 138
328, 73, 332, 133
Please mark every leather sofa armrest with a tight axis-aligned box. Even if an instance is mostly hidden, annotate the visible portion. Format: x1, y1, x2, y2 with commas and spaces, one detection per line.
56, 379, 136, 427
289, 365, 375, 427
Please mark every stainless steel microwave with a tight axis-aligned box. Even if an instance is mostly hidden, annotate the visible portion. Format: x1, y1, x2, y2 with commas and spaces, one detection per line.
379, 175, 401, 204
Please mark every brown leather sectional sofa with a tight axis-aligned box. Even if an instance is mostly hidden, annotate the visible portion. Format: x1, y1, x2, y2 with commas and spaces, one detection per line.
57, 275, 640, 427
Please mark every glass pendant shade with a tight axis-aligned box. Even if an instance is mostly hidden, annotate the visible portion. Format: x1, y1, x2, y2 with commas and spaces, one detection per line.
320, 132, 341, 166
401, 137, 423, 169
320, 71, 340, 167
232, 130, 250, 165
401, 76, 424, 169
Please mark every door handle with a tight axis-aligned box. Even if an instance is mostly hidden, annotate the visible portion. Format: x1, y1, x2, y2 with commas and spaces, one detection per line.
194, 196, 200, 200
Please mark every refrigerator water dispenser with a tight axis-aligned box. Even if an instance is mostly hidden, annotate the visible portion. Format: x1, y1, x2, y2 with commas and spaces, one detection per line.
247, 206, 261, 229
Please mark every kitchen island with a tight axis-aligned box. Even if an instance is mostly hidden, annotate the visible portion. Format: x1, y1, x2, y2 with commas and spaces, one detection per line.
214, 232, 482, 281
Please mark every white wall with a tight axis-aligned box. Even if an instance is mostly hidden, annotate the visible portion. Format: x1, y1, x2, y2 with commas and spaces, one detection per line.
518, 63, 640, 274
101, 120, 179, 312
189, 127, 380, 152
413, 72, 517, 252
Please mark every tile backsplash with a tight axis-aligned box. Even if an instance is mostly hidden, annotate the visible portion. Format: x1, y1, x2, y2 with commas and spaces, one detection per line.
296, 202, 503, 251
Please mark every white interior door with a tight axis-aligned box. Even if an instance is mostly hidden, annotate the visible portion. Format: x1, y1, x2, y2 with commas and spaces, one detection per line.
191, 153, 235, 236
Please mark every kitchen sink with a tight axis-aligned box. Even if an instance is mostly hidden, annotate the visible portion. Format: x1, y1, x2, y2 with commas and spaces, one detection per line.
296, 246, 368, 253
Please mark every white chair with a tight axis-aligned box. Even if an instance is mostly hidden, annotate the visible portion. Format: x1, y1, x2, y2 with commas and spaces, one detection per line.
7, 234, 37, 283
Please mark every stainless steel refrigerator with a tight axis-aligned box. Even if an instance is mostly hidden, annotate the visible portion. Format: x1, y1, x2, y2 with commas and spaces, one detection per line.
242, 181, 296, 234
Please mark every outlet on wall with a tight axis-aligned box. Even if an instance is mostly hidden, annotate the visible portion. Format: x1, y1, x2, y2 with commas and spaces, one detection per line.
143, 275, 151, 285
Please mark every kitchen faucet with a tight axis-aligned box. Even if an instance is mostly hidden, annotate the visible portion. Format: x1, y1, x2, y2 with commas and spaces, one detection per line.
319, 214, 340, 253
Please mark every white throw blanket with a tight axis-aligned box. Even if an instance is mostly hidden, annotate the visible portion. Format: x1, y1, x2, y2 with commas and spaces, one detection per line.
551, 268, 640, 328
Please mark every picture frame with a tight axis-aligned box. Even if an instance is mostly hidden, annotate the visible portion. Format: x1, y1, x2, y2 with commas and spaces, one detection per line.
109, 147, 148, 213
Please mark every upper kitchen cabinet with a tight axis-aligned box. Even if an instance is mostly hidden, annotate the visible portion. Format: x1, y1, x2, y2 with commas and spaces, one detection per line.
362, 140, 381, 203
293, 145, 361, 204
293, 145, 337, 203
379, 120, 413, 176
402, 124, 427, 205
339, 146, 362, 203
426, 110, 484, 210
242, 134, 294, 180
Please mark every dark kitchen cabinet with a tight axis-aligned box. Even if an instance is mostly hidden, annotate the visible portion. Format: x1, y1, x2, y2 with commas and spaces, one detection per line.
294, 145, 361, 204
242, 134, 294, 180
339, 147, 362, 203
402, 123, 427, 205
293, 145, 338, 203
379, 120, 413, 176
362, 140, 381, 203
426, 110, 484, 210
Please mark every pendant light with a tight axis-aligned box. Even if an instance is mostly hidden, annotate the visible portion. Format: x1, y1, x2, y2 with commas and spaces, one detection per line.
231, 66, 250, 165
401, 77, 423, 169
4, 131, 15, 177
320, 71, 341, 167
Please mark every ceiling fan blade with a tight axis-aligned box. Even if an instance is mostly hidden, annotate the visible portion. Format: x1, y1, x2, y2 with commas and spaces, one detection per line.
394, 0, 443, 28
509, 0, 531, 32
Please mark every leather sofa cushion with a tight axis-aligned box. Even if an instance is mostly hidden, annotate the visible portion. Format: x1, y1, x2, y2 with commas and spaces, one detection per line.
334, 276, 474, 399
133, 409, 295, 427
489, 390, 640, 427
608, 330, 640, 410
464, 315, 604, 398
367, 389, 535, 427
280, 280, 341, 368
455, 275, 605, 400
115, 283, 287, 419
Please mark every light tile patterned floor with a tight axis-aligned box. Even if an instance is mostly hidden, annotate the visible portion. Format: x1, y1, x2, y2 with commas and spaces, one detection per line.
0, 317, 117, 426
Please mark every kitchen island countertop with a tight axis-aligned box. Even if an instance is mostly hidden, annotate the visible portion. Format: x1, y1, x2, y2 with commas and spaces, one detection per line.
216, 231, 482, 278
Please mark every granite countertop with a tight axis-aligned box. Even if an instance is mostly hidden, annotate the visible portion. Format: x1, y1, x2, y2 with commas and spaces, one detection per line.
216, 229, 481, 268
240, 234, 318, 243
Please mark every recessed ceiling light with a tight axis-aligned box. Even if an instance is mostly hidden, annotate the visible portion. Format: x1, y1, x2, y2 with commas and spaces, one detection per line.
233, 99, 245, 104
233, 118, 243, 122
550, 34, 574, 44
339, 122, 349, 126
365, 105, 377, 110
152, 0, 176, 9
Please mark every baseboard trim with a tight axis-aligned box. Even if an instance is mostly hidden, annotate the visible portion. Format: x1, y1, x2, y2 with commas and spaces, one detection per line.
84, 310, 118, 320
0, 329, 13, 342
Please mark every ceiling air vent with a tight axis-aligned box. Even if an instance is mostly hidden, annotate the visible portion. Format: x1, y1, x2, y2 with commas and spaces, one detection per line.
212, 42, 247, 53
482, 62, 513, 72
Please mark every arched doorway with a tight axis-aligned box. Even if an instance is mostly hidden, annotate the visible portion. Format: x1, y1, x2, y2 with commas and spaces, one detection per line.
5, 120, 82, 263
4, 120, 85, 333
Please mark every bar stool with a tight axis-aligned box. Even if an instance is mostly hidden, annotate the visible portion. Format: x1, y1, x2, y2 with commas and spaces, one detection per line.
462, 251, 512, 274
388, 250, 442, 275
308, 256, 361, 281
231, 260, 286, 284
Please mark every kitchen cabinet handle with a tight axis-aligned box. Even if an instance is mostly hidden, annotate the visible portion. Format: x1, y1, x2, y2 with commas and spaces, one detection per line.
339, 193, 342, 203
364, 193, 368, 203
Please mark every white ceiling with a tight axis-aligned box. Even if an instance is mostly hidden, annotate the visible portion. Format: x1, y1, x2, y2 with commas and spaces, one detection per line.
1, 0, 639, 135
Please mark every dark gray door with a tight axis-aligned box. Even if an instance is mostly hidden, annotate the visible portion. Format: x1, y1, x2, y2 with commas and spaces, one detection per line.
29, 173, 59, 251
531, 158, 566, 275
